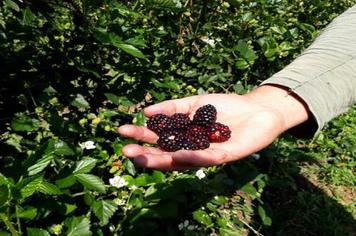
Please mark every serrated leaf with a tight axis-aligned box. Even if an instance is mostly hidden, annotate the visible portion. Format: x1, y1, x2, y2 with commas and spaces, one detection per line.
65, 216, 92, 236
5, 0, 20, 12
54, 140, 75, 156
0, 173, 12, 186
123, 158, 136, 176
241, 183, 257, 197
75, 174, 106, 193
104, 93, 121, 105
20, 176, 43, 199
71, 94, 90, 109
5, 134, 22, 152
38, 181, 62, 195
26, 228, 50, 236
27, 153, 55, 176
73, 158, 97, 174
92, 200, 118, 226
18, 207, 37, 220
11, 113, 40, 132
114, 43, 146, 59
22, 7, 36, 26
56, 175, 76, 188
235, 40, 257, 64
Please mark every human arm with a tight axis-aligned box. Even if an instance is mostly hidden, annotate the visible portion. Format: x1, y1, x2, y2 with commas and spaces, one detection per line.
118, 86, 309, 170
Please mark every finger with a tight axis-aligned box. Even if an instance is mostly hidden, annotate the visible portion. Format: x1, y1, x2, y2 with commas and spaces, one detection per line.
122, 145, 198, 171
122, 144, 164, 156
130, 153, 175, 171
172, 149, 235, 167
144, 96, 197, 117
118, 125, 158, 143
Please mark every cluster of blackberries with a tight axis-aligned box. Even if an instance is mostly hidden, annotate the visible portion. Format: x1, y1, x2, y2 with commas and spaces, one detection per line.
146, 104, 231, 152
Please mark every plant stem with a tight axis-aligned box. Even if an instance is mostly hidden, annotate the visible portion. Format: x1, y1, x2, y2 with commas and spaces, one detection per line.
15, 205, 22, 235
0, 213, 20, 236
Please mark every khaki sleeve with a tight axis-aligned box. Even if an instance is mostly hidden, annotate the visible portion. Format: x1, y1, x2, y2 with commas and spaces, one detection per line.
260, 4, 356, 136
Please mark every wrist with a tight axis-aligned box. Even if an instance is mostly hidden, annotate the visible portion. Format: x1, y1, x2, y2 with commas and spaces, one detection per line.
244, 84, 310, 132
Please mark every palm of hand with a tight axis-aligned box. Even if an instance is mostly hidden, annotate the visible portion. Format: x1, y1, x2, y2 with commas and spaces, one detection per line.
118, 94, 285, 170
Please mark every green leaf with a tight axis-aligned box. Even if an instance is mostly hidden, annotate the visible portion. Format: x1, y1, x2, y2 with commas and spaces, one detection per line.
132, 110, 146, 126
22, 7, 36, 26
0, 186, 9, 206
123, 159, 136, 176
54, 140, 75, 156
71, 94, 90, 109
75, 174, 106, 193
38, 181, 62, 195
193, 209, 213, 226
0, 173, 12, 186
56, 175, 77, 188
4, 134, 23, 152
240, 183, 257, 198
114, 43, 146, 59
235, 40, 257, 64
65, 216, 92, 236
92, 200, 118, 226
104, 93, 121, 105
27, 153, 55, 176
258, 205, 272, 226
73, 158, 97, 174
11, 113, 40, 132
151, 171, 165, 183
235, 58, 249, 70
5, 0, 20, 12
26, 228, 50, 236
20, 176, 43, 199
17, 207, 37, 220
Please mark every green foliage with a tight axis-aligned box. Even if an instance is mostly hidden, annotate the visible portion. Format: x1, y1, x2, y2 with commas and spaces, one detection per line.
0, 0, 355, 235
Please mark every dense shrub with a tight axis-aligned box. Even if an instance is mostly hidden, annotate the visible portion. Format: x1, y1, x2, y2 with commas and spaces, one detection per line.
0, 0, 355, 235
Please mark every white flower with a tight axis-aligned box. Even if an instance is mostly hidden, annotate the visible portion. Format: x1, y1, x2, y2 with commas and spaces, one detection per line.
200, 36, 215, 47
79, 140, 96, 150
109, 176, 128, 188
195, 169, 206, 179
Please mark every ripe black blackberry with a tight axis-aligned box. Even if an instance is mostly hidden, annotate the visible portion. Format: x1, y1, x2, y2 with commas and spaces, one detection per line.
207, 122, 231, 142
171, 113, 191, 129
185, 125, 210, 150
192, 104, 217, 127
157, 130, 192, 151
146, 114, 173, 134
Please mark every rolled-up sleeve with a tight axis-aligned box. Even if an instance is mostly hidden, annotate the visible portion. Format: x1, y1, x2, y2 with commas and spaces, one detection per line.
261, 4, 356, 136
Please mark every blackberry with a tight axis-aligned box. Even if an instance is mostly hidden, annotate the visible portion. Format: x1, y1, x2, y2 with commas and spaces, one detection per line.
207, 122, 231, 142
157, 130, 191, 151
171, 113, 191, 129
185, 125, 210, 150
192, 104, 217, 127
176, 139, 195, 150
146, 114, 173, 134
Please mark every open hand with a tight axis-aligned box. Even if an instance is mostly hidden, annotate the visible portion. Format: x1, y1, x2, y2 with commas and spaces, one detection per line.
118, 86, 309, 170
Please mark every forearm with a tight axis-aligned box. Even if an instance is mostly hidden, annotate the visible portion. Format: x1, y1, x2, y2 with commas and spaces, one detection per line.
260, 4, 356, 135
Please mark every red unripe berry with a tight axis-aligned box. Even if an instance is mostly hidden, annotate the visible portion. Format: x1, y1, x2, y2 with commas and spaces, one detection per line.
207, 122, 231, 142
